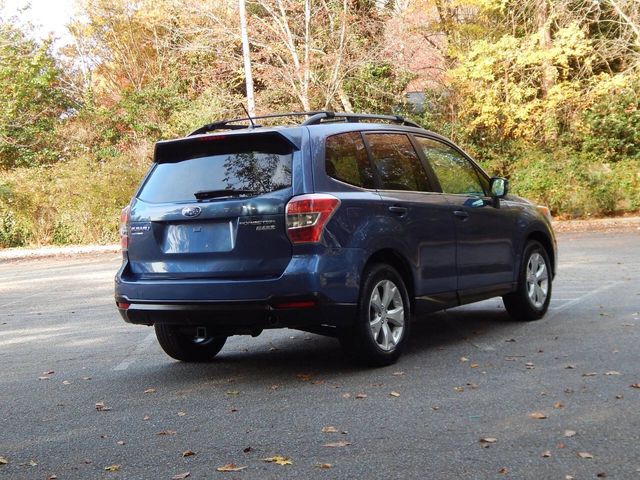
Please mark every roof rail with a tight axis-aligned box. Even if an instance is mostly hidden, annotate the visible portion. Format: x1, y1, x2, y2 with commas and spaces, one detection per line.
301, 112, 422, 128
188, 111, 332, 136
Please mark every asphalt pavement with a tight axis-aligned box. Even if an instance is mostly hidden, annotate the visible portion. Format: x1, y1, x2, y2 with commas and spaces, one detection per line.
0, 230, 639, 479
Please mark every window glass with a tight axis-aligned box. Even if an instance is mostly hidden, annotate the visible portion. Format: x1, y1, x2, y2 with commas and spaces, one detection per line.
415, 137, 486, 195
365, 133, 430, 192
139, 135, 292, 203
325, 132, 375, 188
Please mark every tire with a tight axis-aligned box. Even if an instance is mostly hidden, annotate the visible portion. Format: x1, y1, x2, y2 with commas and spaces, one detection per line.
154, 324, 227, 362
339, 263, 411, 367
503, 240, 552, 321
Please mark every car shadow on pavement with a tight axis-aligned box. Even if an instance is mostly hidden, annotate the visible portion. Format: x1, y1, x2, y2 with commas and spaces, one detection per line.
138, 304, 519, 386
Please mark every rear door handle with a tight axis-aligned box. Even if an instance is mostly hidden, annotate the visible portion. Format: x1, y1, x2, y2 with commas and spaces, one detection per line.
453, 210, 469, 219
388, 206, 408, 216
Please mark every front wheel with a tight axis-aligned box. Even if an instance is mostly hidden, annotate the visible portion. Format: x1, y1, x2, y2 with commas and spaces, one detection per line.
503, 240, 552, 321
154, 324, 227, 362
339, 263, 411, 367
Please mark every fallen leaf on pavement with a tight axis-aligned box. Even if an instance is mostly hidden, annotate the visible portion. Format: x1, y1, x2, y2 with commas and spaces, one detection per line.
525, 362, 535, 369
226, 391, 240, 396
630, 383, 640, 389
315, 463, 333, 469
95, 402, 111, 412
530, 412, 547, 419
564, 430, 577, 437
565, 365, 575, 369
392, 371, 405, 376
554, 402, 564, 409
177, 411, 186, 417
615, 394, 624, 399
182, 450, 195, 457
143, 415, 151, 421
342, 393, 351, 399
542, 450, 552, 458
243, 447, 252, 453
144, 388, 156, 394
460, 357, 469, 362
389, 391, 400, 397
82, 376, 92, 380
498, 467, 508, 474
471, 363, 479, 368
216, 464, 247, 472
38, 376, 50, 380
104, 464, 120, 472
582, 372, 598, 377
296, 373, 311, 381
454, 387, 464, 392
596, 472, 607, 478
605, 371, 621, 376
62, 380, 71, 385
479, 437, 497, 448
355, 393, 367, 399
323, 441, 351, 448
0, 456, 7, 465
322, 426, 339, 433
43, 370, 54, 375
578, 452, 594, 459
116, 441, 125, 446
172, 472, 191, 479
156, 430, 177, 436
263, 455, 292, 465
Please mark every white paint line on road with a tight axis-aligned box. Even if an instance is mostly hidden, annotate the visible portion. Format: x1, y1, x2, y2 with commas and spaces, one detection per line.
113, 332, 156, 371
546, 281, 624, 321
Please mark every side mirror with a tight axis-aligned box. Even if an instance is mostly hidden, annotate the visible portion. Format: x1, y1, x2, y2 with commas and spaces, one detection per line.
490, 177, 508, 198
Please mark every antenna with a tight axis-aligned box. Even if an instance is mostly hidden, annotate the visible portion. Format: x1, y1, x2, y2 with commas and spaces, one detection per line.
241, 104, 256, 128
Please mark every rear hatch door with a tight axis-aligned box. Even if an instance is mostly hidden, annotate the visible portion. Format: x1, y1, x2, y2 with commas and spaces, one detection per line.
127, 131, 296, 280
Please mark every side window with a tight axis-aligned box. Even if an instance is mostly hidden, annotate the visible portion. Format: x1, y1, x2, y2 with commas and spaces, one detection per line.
415, 137, 487, 195
325, 132, 375, 188
365, 133, 431, 192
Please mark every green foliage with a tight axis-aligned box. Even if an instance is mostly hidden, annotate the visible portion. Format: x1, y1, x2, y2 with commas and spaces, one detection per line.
509, 150, 640, 217
581, 78, 640, 161
344, 63, 414, 114
0, 22, 69, 168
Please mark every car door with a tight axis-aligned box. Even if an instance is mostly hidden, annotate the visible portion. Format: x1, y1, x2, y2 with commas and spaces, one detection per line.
363, 132, 457, 309
413, 136, 517, 300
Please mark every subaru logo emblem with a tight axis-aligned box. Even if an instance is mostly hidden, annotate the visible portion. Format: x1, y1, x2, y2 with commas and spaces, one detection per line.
181, 206, 202, 218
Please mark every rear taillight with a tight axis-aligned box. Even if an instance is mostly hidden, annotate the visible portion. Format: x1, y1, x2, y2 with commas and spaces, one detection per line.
286, 194, 340, 244
119, 205, 130, 252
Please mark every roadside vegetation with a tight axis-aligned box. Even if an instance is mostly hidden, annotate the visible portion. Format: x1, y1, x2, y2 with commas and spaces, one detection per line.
1, 0, 639, 247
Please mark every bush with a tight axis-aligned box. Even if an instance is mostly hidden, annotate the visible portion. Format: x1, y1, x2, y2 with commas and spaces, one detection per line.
509, 149, 640, 217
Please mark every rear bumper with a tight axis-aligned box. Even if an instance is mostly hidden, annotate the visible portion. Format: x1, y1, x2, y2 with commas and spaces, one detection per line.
114, 250, 365, 330
116, 295, 355, 332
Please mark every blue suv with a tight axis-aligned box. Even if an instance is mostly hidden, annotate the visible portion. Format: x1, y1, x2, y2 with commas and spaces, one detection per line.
115, 112, 556, 366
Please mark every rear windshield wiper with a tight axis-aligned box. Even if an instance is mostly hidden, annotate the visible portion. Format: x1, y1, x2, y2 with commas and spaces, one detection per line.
194, 189, 257, 200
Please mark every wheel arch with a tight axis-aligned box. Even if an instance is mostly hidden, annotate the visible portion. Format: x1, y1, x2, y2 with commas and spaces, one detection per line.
363, 248, 416, 312
526, 230, 556, 277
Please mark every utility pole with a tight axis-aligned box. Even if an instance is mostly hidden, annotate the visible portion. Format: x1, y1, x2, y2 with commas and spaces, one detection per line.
239, 0, 256, 117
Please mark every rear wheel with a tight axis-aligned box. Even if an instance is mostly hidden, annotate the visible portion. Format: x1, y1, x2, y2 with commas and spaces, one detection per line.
339, 263, 411, 366
503, 240, 552, 321
154, 324, 227, 362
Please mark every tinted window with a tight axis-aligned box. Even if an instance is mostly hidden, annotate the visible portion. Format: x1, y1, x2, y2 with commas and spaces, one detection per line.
325, 132, 375, 188
139, 136, 292, 203
365, 133, 430, 191
415, 137, 486, 195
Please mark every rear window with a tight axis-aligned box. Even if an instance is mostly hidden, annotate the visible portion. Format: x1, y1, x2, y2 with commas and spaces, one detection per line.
139, 134, 293, 203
